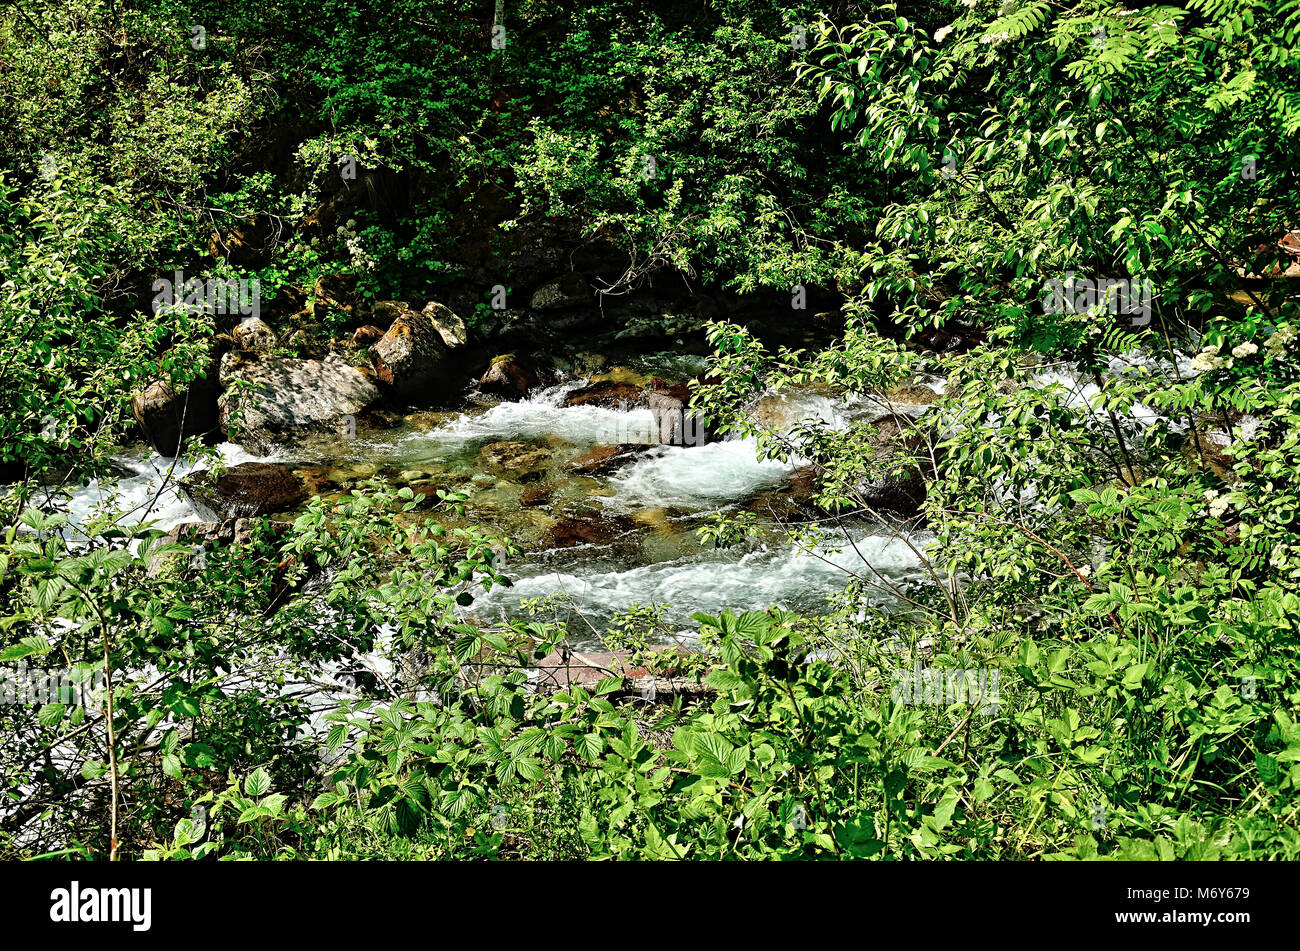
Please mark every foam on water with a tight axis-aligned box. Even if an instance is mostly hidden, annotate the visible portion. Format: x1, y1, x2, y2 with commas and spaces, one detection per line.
471, 529, 928, 637
444, 385, 658, 447
377, 381, 660, 458
608, 439, 794, 510
1029, 357, 1180, 435
53, 442, 268, 537
605, 390, 849, 510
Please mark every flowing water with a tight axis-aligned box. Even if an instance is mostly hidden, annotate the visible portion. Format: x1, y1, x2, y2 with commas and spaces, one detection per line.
46, 345, 1200, 648
49, 352, 935, 648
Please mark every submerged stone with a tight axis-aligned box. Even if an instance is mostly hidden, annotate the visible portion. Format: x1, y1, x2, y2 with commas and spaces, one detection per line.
180, 462, 307, 521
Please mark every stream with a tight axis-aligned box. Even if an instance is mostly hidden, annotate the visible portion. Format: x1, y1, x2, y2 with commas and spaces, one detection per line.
53, 350, 936, 649
47, 344, 1207, 651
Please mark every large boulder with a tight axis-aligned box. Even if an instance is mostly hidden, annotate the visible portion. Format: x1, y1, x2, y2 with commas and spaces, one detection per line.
218, 351, 379, 453
647, 381, 718, 447
133, 380, 220, 457
367, 301, 451, 398
179, 462, 307, 521
132, 346, 226, 458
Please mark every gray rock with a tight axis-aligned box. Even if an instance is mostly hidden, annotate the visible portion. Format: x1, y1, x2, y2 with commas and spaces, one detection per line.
218, 351, 379, 453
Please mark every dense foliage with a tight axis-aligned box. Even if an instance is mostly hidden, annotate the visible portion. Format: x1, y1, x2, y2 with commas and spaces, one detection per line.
2, 0, 1298, 859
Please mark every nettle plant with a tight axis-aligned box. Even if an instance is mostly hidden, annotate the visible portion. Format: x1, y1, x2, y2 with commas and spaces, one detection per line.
154, 606, 1005, 860
0, 482, 514, 859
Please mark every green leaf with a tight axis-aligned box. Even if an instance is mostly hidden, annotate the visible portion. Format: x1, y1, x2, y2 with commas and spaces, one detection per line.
182, 743, 217, 769
577, 733, 605, 761
0, 634, 52, 661
244, 767, 272, 797
311, 792, 342, 810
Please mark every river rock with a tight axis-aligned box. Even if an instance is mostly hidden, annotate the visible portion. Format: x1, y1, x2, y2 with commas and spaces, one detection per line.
916, 327, 981, 355
561, 381, 648, 409
647, 380, 717, 447
520, 484, 554, 507
477, 440, 552, 481
884, 385, 939, 407
294, 465, 341, 497
478, 354, 556, 398
132, 376, 222, 457
232, 316, 277, 352
854, 416, 928, 515
353, 324, 384, 346
218, 351, 379, 453
590, 365, 654, 387
745, 466, 824, 522
168, 516, 288, 550
749, 391, 849, 431
367, 301, 451, 398
1186, 429, 1239, 480
540, 513, 639, 548
422, 301, 468, 348
530, 273, 591, 311
569, 444, 654, 475
179, 462, 307, 521
408, 482, 446, 509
